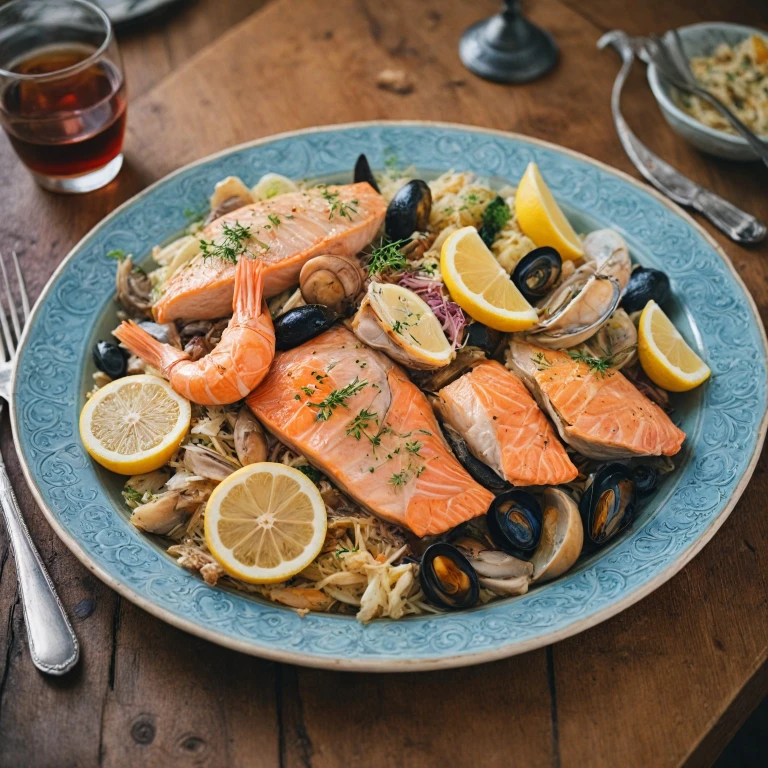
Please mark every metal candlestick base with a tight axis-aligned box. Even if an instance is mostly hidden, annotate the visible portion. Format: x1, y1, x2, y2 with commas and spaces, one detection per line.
459, 1, 559, 84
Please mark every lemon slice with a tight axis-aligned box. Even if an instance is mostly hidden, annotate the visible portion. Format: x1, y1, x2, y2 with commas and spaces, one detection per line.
80, 374, 191, 475
204, 463, 327, 584
515, 162, 584, 260
440, 227, 538, 332
638, 300, 711, 392
366, 282, 454, 367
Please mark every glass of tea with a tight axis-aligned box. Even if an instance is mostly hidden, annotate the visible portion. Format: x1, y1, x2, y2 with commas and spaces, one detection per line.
0, 0, 127, 194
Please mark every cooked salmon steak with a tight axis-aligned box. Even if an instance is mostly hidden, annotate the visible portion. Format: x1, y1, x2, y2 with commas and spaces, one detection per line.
506, 340, 685, 459
246, 326, 494, 536
435, 360, 578, 486
154, 183, 386, 322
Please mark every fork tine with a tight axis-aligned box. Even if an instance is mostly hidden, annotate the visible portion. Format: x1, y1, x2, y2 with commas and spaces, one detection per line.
0, 287, 14, 357
670, 29, 695, 79
0, 252, 22, 342
11, 251, 30, 320
0, 307, 6, 362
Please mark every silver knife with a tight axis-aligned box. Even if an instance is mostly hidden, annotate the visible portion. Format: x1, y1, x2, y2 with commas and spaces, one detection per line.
598, 30, 766, 245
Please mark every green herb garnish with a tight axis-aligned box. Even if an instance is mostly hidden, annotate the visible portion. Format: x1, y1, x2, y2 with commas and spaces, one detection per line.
478, 196, 511, 247
346, 408, 378, 440
568, 350, 612, 377
122, 487, 143, 504
367, 237, 411, 276
389, 470, 410, 488
267, 213, 282, 229
199, 221, 255, 263
318, 185, 358, 220
308, 377, 368, 421
532, 352, 552, 370
296, 465, 323, 483
107, 249, 127, 262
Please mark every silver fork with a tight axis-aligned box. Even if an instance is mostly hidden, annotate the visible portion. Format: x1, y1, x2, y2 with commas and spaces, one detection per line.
641, 32, 768, 169
0, 250, 79, 675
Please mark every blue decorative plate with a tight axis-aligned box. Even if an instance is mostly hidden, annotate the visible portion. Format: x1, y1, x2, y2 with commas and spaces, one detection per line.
12, 123, 767, 670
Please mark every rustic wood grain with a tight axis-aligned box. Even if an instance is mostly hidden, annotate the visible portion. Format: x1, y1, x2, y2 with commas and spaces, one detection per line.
0, 0, 766, 766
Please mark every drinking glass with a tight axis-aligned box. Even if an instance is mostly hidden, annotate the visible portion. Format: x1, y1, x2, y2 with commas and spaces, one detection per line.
0, 0, 127, 193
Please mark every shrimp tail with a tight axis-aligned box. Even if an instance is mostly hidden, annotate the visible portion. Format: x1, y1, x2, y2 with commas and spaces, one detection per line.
113, 320, 187, 375
232, 256, 265, 324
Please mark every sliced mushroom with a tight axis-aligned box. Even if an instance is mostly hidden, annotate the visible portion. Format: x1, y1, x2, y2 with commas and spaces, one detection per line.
478, 574, 530, 596
116, 257, 153, 317
184, 336, 209, 361
138, 321, 182, 348
205, 176, 255, 225
183, 444, 238, 481
467, 550, 534, 580
125, 468, 171, 496
130, 491, 185, 535
234, 408, 268, 466
299, 254, 365, 314
530, 488, 584, 583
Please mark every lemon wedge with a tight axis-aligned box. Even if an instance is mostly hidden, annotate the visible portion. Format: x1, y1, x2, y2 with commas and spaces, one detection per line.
440, 226, 538, 332
515, 162, 584, 260
204, 463, 327, 584
638, 300, 711, 392
365, 282, 454, 367
80, 375, 191, 475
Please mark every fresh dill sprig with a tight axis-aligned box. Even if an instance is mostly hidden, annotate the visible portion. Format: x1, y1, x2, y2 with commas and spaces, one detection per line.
389, 469, 410, 488
199, 221, 257, 263
405, 440, 423, 456
267, 213, 281, 229
367, 238, 411, 276
568, 349, 612, 377
308, 377, 368, 421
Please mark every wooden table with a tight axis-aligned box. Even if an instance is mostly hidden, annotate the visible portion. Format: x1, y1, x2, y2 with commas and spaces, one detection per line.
1, 1, 766, 765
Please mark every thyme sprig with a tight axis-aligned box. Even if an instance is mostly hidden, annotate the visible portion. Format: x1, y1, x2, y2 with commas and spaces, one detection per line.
367, 237, 411, 276
308, 377, 368, 421
200, 221, 264, 263
318, 185, 359, 220
568, 349, 612, 377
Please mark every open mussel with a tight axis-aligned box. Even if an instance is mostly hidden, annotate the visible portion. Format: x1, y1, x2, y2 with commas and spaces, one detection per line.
353, 154, 380, 193
579, 463, 637, 546
419, 542, 479, 610
621, 266, 671, 314
486, 490, 542, 559
512, 247, 562, 303
441, 423, 508, 493
273, 305, 338, 351
385, 180, 432, 241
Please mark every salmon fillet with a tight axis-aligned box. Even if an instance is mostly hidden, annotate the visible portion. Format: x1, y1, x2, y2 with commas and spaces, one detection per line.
246, 326, 494, 537
506, 340, 685, 459
154, 183, 386, 322
435, 360, 578, 486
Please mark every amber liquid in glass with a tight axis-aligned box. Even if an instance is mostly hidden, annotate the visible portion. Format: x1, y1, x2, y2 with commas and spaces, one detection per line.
1, 45, 126, 177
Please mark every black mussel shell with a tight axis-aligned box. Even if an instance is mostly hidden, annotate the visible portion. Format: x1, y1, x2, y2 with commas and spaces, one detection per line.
511, 247, 562, 302
621, 267, 671, 314
353, 154, 380, 194
487, 490, 543, 559
442, 423, 508, 493
419, 543, 479, 610
93, 341, 126, 379
273, 305, 338, 351
463, 322, 501, 356
579, 463, 637, 545
632, 464, 658, 496
385, 180, 432, 241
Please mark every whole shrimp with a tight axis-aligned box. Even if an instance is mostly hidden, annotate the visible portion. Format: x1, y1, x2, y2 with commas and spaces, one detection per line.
114, 256, 275, 405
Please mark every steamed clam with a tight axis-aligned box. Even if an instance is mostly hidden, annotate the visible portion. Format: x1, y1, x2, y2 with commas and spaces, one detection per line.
530, 488, 583, 582
586, 308, 637, 369
299, 254, 365, 314
524, 229, 631, 349
419, 543, 479, 610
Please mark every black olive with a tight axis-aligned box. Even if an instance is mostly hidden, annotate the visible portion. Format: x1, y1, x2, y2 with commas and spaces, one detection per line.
579, 463, 637, 546
353, 154, 380, 194
621, 267, 671, 314
273, 305, 338, 351
93, 341, 126, 379
487, 490, 543, 559
420, 543, 479, 610
442, 423, 508, 493
632, 464, 658, 496
385, 180, 432, 241
511, 247, 562, 303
